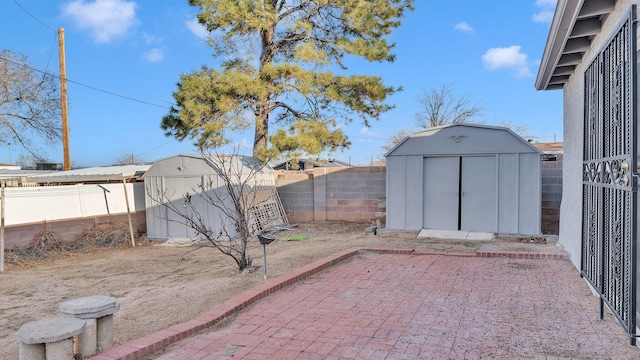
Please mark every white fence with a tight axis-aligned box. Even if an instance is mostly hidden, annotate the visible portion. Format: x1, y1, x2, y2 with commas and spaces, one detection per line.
3, 182, 145, 226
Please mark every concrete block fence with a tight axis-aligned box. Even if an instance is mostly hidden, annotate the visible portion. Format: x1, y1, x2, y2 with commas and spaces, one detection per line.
278, 162, 561, 235
4, 212, 146, 249
276, 167, 386, 223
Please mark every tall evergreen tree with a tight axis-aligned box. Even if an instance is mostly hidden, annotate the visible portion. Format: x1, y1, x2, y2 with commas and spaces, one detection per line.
162, 0, 414, 161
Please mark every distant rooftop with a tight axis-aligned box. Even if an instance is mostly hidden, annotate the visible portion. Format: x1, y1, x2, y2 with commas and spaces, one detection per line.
532, 142, 563, 154
272, 158, 350, 170
25, 164, 151, 184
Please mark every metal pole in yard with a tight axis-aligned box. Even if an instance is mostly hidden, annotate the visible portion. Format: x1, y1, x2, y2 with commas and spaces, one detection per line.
263, 244, 267, 280
1, 181, 5, 273
122, 179, 136, 247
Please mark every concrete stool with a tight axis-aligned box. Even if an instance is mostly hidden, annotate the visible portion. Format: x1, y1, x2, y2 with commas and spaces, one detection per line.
15, 317, 85, 360
58, 295, 120, 357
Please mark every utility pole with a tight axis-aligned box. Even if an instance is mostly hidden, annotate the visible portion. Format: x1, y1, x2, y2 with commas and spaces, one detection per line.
58, 28, 71, 171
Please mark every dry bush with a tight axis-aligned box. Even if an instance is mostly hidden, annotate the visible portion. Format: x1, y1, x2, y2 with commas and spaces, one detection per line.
5, 224, 143, 266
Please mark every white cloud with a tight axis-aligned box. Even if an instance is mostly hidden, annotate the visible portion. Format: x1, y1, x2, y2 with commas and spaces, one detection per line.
533, 10, 554, 23
533, 0, 557, 23
481, 45, 532, 78
142, 48, 163, 63
186, 17, 209, 40
454, 22, 474, 33
142, 32, 163, 45
62, 0, 139, 43
535, 0, 556, 6
360, 127, 378, 136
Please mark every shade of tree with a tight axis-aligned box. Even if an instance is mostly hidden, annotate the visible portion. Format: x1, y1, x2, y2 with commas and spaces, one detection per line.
0, 50, 61, 157
162, 0, 414, 161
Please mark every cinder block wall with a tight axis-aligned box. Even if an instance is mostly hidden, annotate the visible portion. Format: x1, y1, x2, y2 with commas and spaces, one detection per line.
276, 166, 386, 223
541, 154, 562, 234
5, 212, 147, 249
275, 173, 315, 223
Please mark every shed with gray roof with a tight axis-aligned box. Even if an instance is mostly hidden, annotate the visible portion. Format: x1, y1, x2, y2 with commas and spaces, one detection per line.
385, 123, 542, 235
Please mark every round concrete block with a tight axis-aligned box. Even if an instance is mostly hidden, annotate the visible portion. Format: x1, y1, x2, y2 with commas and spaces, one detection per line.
16, 317, 85, 345
59, 295, 119, 318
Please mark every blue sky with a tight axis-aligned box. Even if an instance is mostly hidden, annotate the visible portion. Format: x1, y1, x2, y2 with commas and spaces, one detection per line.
1, 0, 561, 167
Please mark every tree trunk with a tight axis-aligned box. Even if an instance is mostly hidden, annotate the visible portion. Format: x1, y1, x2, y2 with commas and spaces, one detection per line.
253, 108, 269, 159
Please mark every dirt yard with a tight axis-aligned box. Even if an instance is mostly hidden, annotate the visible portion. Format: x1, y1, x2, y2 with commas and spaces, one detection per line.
0, 222, 560, 359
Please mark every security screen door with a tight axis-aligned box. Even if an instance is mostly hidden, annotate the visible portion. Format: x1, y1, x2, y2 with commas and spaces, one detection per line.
581, 7, 637, 344
423, 156, 496, 232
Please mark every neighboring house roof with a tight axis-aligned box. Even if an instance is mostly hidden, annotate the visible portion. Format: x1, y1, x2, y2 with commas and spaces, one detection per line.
272, 158, 350, 170
536, 0, 616, 90
533, 142, 563, 154
0, 169, 56, 180
25, 164, 151, 184
0, 164, 21, 170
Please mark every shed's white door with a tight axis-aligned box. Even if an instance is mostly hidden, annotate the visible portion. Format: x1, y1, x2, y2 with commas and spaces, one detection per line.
423, 156, 497, 232
461, 156, 496, 232
423, 157, 459, 230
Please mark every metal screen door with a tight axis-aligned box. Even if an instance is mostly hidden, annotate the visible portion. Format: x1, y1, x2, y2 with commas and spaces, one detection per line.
581, 8, 637, 344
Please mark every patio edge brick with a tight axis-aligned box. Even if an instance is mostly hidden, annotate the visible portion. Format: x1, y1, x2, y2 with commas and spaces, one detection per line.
89, 246, 569, 360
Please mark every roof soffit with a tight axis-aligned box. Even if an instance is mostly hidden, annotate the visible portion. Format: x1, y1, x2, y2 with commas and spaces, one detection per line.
536, 0, 617, 91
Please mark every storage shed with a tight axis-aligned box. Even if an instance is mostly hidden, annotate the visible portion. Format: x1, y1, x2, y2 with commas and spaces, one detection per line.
385, 123, 542, 235
143, 154, 286, 241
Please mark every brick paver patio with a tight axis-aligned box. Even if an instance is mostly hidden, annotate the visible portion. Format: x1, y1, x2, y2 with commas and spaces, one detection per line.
135, 252, 639, 360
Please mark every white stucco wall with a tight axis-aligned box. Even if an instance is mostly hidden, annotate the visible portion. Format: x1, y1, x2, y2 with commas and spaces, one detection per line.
557, 0, 637, 269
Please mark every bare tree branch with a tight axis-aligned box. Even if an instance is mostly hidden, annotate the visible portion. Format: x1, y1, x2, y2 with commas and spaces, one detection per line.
415, 84, 483, 128
0, 50, 62, 156
146, 147, 287, 272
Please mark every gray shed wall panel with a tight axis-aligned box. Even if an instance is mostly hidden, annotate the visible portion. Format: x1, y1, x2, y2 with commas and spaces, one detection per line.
404, 156, 423, 230
423, 157, 459, 230
518, 153, 541, 235
461, 156, 497, 232
385, 157, 406, 229
498, 154, 519, 233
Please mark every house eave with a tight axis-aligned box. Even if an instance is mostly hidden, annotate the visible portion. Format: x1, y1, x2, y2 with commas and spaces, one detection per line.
536, 0, 617, 91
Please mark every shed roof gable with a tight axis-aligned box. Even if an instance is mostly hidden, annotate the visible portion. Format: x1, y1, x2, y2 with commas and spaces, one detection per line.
385, 123, 542, 157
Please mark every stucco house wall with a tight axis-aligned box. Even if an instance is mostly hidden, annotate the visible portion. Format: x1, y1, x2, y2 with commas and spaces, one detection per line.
553, 1, 634, 269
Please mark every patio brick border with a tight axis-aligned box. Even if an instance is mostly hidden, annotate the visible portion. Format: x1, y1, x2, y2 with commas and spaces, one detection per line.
89, 247, 569, 360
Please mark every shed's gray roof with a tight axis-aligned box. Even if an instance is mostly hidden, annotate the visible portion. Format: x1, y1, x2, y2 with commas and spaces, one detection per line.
385, 123, 543, 157
536, 0, 616, 90
142, 153, 271, 178
25, 164, 150, 184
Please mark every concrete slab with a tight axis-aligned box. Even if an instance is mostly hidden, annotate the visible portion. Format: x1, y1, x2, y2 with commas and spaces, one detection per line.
417, 228, 495, 240
59, 295, 119, 318
16, 317, 85, 344
147, 254, 639, 360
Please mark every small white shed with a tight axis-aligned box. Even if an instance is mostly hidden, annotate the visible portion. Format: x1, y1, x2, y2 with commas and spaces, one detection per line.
385, 123, 542, 235
143, 154, 285, 241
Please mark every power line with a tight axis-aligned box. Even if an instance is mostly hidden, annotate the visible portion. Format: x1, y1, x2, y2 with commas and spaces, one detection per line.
11, 0, 56, 33
0, 54, 174, 110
